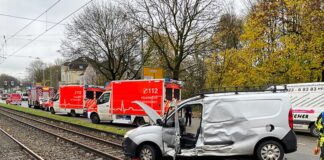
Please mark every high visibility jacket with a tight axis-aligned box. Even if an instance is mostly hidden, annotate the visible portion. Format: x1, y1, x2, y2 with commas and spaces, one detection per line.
315, 112, 324, 146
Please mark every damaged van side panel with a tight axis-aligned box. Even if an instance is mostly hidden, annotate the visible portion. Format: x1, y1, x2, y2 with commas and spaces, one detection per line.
198, 96, 288, 156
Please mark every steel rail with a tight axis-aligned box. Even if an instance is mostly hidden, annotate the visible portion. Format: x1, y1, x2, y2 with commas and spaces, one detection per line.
0, 112, 124, 160
0, 108, 123, 148
0, 127, 44, 160
0, 106, 125, 139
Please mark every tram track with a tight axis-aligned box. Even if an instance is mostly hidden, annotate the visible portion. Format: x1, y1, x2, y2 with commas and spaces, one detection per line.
0, 127, 44, 160
0, 108, 125, 160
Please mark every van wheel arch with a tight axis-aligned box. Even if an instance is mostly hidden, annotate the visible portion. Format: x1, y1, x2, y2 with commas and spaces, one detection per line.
136, 142, 162, 160
254, 137, 285, 157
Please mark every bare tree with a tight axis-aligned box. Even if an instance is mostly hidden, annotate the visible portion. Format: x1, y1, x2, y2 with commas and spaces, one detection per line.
126, 0, 221, 80
61, 2, 146, 81
26, 60, 45, 84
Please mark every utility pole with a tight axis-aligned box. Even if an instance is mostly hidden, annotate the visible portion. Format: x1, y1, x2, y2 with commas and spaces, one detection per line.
50, 67, 52, 87
43, 67, 45, 86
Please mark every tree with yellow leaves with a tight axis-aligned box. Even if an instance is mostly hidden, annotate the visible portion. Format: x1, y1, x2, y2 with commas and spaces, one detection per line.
206, 0, 323, 90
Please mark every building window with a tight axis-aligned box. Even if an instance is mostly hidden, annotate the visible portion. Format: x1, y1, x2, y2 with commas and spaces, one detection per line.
79, 65, 84, 69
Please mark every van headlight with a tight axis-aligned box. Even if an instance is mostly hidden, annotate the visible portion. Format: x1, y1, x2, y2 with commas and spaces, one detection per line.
124, 129, 135, 138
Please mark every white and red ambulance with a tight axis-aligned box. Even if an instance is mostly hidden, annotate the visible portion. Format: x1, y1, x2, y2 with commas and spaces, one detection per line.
87, 79, 182, 125
50, 85, 105, 116
6, 93, 22, 105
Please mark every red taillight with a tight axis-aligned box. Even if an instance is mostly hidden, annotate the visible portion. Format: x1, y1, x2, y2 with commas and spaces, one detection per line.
289, 108, 293, 129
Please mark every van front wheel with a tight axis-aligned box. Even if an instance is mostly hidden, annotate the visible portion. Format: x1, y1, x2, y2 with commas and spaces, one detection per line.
90, 113, 100, 124
139, 144, 158, 160
50, 108, 55, 114
256, 140, 284, 160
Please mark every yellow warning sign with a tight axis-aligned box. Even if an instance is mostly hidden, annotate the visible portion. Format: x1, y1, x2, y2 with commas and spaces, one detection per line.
143, 67, 163, 79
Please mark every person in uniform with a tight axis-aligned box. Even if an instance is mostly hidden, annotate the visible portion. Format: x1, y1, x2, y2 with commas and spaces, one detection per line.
315, 112, 324, 159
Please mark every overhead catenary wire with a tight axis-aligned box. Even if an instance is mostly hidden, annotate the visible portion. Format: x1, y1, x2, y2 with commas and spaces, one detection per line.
0, 0, 95, 65
0, 0, 61, 54
3, 0, 62, 44
0, 13, 67, 26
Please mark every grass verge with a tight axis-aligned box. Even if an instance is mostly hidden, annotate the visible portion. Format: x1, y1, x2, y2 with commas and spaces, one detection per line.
0, 103, 127, 135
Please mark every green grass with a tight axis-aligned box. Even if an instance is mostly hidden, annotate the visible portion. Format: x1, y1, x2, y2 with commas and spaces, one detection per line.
0, 103, 127, 135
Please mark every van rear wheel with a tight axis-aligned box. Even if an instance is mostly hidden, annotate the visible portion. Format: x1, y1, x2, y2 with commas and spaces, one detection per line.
256, 140, 284, 160
70, 110, 76, 117
139, 144, 159, 160
310, 124, 320, 137
134, 117, 145, 126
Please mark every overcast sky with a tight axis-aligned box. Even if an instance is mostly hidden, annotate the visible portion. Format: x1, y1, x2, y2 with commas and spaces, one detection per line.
0, 0, 246, 80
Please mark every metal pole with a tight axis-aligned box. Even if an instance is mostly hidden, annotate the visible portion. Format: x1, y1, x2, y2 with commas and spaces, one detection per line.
50, 67, 52, 87
43, 67, 45, 86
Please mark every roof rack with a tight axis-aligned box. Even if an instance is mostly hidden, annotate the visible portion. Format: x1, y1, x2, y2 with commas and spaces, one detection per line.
198, 85, 288, 96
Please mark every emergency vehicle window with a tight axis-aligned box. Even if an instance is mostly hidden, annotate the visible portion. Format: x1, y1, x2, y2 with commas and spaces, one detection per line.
86, 91, 94, 99
96, 92, 103, 99
166, 88, 172, 101
102, 93, 110, 103
174, 89, 180, 100
53, 94, 59, 101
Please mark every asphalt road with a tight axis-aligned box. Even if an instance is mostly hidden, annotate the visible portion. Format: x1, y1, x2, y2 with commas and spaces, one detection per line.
1, 100, 321, 160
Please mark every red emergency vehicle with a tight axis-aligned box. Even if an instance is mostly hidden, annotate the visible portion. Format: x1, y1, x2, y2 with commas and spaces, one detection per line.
87, 79, 182, 125
6, 93, 22, 105
50, 85, 105, 117
41, 99, 53, 111
28, 86, 55, 109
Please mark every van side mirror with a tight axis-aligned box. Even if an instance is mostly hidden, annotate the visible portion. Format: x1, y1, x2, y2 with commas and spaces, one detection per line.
156, 119, 163, 126
97, 99, 103, 104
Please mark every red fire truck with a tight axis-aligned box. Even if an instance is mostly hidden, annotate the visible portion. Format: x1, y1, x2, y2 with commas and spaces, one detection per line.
28, 86, 55, 108
50, 85, 105, 116
87, 79, 182, 125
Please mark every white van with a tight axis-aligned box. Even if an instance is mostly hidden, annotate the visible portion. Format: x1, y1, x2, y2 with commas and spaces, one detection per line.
122, 92, 297, 160
273, 82, 324, 136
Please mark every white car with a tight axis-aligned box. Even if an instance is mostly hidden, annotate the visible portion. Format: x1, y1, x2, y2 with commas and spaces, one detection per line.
22, 93, 29, 101
123, 92, 297, 160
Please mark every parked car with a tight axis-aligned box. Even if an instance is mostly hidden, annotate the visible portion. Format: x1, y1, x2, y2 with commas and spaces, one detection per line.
21, 93, 29, 101
123, 92, 297, 160
6, 93, 22, 105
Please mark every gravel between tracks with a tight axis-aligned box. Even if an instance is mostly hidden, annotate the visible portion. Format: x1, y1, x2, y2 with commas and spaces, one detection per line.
0, 115, 104, 160
2, 111, 125, 159
0, 107, 125, 144
0, 129, 35, 160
